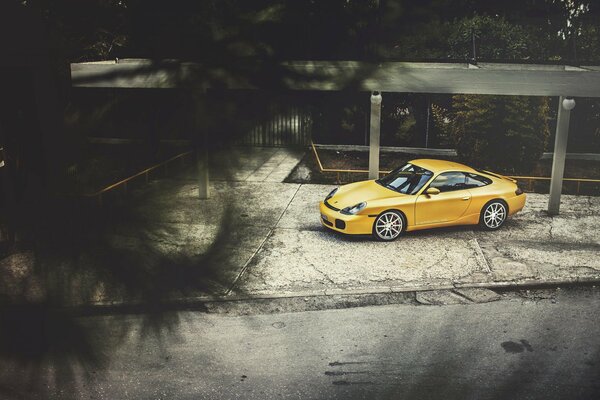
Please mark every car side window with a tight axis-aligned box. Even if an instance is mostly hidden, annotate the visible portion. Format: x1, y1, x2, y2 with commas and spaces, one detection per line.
429, 172, 467, 193
465, 173, 492, 189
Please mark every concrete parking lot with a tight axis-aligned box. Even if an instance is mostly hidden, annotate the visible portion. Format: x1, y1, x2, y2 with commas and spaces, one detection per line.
235, 184, 600, 296
103, 176, 600, 301
2, 149, 598, 305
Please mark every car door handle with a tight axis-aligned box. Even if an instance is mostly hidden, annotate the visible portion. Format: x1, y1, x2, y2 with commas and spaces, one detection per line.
461, 196, 471, 201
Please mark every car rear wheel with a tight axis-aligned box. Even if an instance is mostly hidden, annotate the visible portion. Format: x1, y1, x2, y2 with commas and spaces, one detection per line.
480, 200, 507, 230
373, 210, 404, 241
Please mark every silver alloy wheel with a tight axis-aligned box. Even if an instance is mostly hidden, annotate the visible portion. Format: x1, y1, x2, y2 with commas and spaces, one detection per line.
483, 202, 506, 229
374, 211, 403, 240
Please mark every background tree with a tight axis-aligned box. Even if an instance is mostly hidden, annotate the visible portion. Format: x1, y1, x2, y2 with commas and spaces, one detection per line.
448, 15, 531, 61
15, 0, 600, 156
444, 15, 551, 171
452, 94, 549, 172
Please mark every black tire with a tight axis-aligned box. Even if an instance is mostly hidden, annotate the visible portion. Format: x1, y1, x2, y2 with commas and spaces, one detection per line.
479, 200, 508, 230
372, 210, 405, 241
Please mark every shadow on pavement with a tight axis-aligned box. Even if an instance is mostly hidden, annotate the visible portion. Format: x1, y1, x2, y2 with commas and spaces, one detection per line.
0, 177, 242, 397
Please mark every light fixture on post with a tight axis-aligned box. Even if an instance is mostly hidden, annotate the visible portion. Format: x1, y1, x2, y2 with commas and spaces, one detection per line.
562, 97, 576, 111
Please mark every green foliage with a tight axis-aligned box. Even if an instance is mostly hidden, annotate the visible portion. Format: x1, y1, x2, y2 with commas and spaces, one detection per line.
388, 112, 416, 146
448, 15, 530, 60
446, 15, 552, 171
24, 0, 600, 63
570, 97, 600, 152
576, 23, 600, 62
26, 0, 600, 155
430, 103, 454, 147
451, 95, 549, 172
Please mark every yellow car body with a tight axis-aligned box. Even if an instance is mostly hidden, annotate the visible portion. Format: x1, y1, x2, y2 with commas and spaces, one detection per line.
319, 159, 526, 240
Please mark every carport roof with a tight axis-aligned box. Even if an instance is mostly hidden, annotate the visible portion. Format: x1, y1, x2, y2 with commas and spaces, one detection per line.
71, 59, 600, 97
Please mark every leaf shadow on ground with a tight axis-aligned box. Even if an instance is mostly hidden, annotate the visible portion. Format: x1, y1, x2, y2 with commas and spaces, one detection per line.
0, 9, 419, 395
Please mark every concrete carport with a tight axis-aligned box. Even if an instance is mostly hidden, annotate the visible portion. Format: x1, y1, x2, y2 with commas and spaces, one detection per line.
72, 60, 600, 214
63, 60, 600, 300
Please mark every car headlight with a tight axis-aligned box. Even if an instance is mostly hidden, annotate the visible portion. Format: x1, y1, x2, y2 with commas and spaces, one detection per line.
341, 202, 367, 215
325, 187, 338, 200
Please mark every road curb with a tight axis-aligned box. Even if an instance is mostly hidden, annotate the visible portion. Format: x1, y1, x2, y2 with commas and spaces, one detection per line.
69, 276, 600, 314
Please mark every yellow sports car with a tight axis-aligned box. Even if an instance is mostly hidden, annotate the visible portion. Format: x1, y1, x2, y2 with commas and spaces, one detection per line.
319, 159, 526, 241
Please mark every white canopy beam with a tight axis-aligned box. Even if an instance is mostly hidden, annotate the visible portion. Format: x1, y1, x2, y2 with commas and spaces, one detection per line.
71, 60, 600, 97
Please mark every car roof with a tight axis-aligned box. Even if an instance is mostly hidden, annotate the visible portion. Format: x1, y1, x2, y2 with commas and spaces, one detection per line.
409, 159, 478, 174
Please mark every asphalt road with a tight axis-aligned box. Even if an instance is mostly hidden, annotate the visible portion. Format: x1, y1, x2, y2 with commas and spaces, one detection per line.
1, 288, 599, 400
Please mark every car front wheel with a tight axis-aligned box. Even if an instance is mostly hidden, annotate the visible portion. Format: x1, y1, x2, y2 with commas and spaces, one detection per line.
373, 210, 404, 241
480, 200, 507, 230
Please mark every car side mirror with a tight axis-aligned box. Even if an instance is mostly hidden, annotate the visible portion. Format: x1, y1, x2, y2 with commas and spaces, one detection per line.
425, 187, 440, 196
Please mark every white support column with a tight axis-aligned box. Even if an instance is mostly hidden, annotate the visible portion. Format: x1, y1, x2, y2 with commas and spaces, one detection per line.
548, 96, 576, 215
369, 91, 382, 180
197, 147, 209, 199
196, 92, 210, 199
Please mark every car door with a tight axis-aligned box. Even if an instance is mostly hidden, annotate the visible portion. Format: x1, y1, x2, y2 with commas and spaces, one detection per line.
415, 171, 472, 225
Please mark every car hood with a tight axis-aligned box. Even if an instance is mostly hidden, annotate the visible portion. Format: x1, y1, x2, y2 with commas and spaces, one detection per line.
327, 180, 403, 209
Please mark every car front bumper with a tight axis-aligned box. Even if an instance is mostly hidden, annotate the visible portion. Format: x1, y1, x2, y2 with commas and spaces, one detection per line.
319, 201, 374, 235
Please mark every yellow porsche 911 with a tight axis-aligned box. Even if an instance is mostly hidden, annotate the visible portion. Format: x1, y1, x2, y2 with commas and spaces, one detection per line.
319, 159, 526, 241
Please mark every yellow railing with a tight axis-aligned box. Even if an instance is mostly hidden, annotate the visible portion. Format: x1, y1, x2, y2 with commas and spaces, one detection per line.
83, 150, 194, 205
311, 141, 392, 175
508, 175, 600, 194
311, 141, 600, 194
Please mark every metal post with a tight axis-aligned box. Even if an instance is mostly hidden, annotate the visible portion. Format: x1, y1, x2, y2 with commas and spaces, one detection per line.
369, 92, 382, 180
548, 96, 575, 215
425, 98, 431, 148
198, 147, 209, 199
195, 91, 210, 200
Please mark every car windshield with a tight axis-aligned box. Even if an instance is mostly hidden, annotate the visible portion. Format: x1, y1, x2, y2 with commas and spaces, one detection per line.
376, 163, 433, 195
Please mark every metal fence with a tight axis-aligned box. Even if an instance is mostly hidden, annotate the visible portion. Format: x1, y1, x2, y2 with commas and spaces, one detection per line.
311, 142, 600, 195
237, 105, 312, 147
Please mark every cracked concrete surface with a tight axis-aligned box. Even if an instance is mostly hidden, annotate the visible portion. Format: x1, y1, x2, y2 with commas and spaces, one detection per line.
474, 193, 600, 284
236, 227, 489, 295
118, 181, 600, 297
233, 185, 600, 296
3, 167, 598, 304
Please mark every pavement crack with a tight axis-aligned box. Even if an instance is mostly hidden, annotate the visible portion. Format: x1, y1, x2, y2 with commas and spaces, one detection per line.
420, 254, 449, 274
470, 238, 492, 273
225, 184, 301, 295
272, 184, 302, 229
450, 289, 475, 303
310, 263, 336, 285
226, 230, 273, 295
